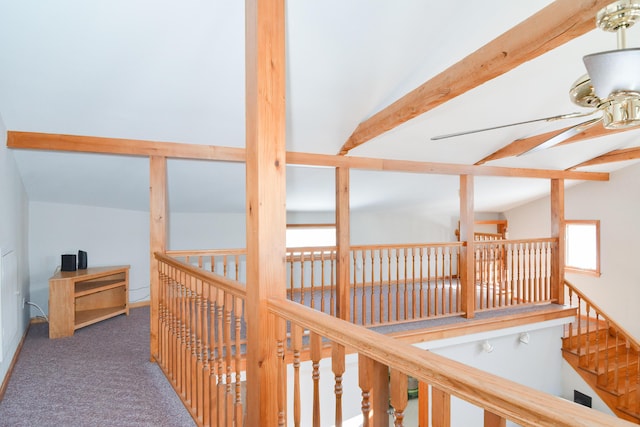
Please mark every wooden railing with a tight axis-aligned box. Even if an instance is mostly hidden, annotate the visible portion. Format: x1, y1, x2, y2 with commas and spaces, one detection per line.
564, 280, 640, 419
474, 238, 555, 311
154, 252, 633, 426
156, 253, 247, 426
268, 297, 632, 427
168, 238, 558, 329
349, 243, 463, 325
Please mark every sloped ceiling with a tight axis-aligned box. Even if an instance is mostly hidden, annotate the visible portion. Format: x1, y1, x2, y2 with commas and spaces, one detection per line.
2, 1, 638, 215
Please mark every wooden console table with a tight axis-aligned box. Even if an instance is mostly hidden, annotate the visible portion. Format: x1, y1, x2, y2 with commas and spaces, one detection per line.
48, 265, 129, 339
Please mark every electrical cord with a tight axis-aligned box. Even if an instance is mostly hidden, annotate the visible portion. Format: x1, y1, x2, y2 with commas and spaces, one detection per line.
26, 301, 49, 323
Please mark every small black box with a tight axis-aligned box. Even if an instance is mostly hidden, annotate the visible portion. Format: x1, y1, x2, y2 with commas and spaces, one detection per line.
61, 254, 77, 272
77, 250, 87, 269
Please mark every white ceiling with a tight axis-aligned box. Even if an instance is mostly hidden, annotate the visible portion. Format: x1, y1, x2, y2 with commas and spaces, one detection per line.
2, 1, 639, 215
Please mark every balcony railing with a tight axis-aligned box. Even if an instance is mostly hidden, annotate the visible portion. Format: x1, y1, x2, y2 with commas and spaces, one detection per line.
153, 252, 633, 426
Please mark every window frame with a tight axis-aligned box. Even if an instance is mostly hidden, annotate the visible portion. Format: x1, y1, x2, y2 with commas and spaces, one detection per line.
285, 223, 336, 249
564, 219, 601, 277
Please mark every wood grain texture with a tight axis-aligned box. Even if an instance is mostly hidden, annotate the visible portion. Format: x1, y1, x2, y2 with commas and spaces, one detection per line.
7, 131, 245, 161
149, 156, 167, 360
338, 0, 612, 155
336, 167, 351, 322
459, 175, 475, 318
244, 0, 287, 425
267, 298, 633, 427
550, 179, 564, 305
568, 146, 640, 169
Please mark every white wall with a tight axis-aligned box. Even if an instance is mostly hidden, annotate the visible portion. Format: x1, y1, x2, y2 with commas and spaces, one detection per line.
504, 164, 640, 339
169, 212, 246, 250
28, 201, 150, 312
0, 123, 30, 385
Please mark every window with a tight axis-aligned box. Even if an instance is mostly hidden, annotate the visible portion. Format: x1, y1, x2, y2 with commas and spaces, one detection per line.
565, 220, 600, 276
286, 224, 336, 248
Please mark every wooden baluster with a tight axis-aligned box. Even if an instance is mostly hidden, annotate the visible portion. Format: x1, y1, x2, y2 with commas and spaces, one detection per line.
352, 251, 358, 324
419, 247, 425, 318
448, 246, 454, 313
209, 286, 218, 425
527, 243, 533, 303
311, 332, 322, 427
584, 304, 591, 369
437, 247, 443, 315
216, 289, 225, 427
370, 250, 376, 324
484, 410, 506, 427
395, 248, 401, 321
332, 343, 345, 427
234, 297, 244, 427
189, 277, 197, 411
358, 354, 373, 427
418, 381, 429, 427
310, 252, 316, 310
410, 247, 416, 319
390, 369, 408, 427
277, 319, 286, 427
202, 283, 211, 427
288, 253, 294, 301
331, 250, 338, 316
386, 248, 392, 322
321, 251, 326, 314
362, 249, 367, 325
180, 274, 188, 399
300, 252, 306, 308
234, 254, 240, 282
371, 249, 378, 324
224, 293, 234, 427
403, 248, 408, 321
594, 313, 600, 378
195, 278, 204, 422
292, 325, 303, 427
623, 342, 632, 410
223, 255, 228, 279
432, 387, 451, 427
427, 247, 432, 317
508, 244, 515, 305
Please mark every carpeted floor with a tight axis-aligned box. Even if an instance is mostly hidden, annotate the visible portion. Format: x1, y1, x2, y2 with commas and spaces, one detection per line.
0, 306, 195, 427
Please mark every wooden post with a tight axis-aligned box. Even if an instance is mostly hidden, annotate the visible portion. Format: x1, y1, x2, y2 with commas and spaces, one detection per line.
550, 179, 565, 305
432, 387, 451, 427
149, 155, 167, 361
371, 360, 389, 427
418, 381, 429, 427
245, 0, 287, 425
459, 175, 475, 318
484, 410, 507, 427
336, 167, 350, 321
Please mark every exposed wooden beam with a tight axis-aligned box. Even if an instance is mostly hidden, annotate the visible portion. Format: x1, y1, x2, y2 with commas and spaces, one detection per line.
338, 0, 610, 155
7, 130, 608, 181
287, 152, 608, 181
6, 131, 245, 162
568, 146, 640, 169
475, 123, 631, 165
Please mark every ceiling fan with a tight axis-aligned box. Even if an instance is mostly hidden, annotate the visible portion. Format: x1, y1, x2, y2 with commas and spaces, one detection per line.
432, 0, 640, 155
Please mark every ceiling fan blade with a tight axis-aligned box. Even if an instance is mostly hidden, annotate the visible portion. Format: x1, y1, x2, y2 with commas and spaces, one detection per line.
519, 116, 603, 156
430, 111, 594, 141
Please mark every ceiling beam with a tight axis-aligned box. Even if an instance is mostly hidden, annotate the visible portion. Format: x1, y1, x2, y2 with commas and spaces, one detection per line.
6, 131, 246, 162
474, 122, 632, 165
568, 146, 640, 169
337, 0, 610, 155
7, 130, 608, 181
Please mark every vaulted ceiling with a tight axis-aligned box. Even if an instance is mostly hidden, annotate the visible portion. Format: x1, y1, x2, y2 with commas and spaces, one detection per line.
2, 1, 638, 216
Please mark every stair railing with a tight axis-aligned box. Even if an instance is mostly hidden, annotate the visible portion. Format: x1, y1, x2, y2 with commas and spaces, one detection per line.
565, 280, 639, 419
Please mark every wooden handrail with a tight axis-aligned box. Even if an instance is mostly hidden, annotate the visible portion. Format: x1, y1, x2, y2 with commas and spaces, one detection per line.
166, 248, 247, 256
351, 242, 463, 251
565, 279, 639, 349
268, 297, 634, 427
154, 252, 247, 299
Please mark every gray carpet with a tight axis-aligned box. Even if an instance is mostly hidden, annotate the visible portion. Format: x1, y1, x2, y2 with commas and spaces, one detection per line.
0, 306, 195, 427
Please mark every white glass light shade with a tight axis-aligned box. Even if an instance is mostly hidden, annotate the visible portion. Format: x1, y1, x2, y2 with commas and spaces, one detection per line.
583, 48, 640, 99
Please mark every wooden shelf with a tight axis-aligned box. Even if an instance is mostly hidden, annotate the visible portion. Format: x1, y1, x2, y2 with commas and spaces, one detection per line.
49, 265, 130, 339
75, 307, 128, 329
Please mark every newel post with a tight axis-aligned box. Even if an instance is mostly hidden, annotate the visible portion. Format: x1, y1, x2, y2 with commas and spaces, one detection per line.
459, 175, 475, 318
149, 155, 167, 362
245, 0, 287, 425
550, 179, 565, 305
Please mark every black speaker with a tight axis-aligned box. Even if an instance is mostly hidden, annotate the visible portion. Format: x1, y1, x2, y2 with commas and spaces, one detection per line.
61, 254, 77, 272
78, 250, 87, 269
